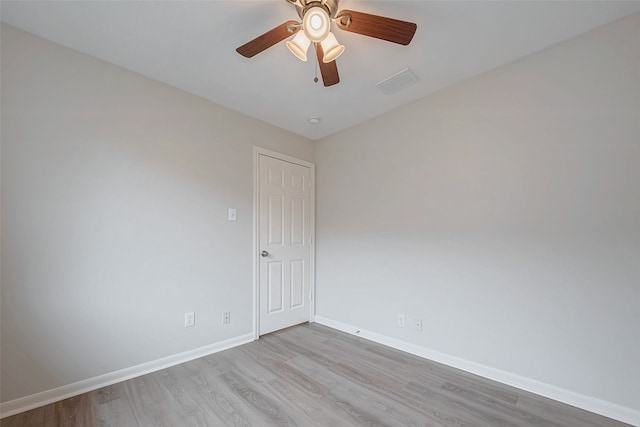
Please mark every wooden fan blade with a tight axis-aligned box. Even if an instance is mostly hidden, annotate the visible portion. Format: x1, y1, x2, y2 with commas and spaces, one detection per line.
236, 21, 299, 58
336, 10, 417, 45
315, 44, 340, 87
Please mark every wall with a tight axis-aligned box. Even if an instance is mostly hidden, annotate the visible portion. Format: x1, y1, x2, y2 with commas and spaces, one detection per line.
315, 12, 640, 420
0, 24, 313, 403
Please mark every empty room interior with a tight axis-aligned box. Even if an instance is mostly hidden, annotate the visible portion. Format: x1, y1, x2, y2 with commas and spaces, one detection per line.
1, 1, 639, 426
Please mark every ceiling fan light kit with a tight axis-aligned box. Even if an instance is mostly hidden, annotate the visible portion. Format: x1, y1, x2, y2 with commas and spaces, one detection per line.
236, 0, 417, 87
287, 4, 344, 64
302, 6, 331, 42
286, 31, 311, 61
320, 32, 345, 63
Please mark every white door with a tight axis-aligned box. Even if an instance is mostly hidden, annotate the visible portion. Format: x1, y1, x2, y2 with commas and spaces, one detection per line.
258, 153, 312, 335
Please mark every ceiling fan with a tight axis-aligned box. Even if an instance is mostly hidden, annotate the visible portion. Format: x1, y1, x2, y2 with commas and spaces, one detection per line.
236, 0, 417, 87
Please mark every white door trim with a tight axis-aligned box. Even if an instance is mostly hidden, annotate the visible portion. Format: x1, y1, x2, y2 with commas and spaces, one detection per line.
253, 147, 315, 340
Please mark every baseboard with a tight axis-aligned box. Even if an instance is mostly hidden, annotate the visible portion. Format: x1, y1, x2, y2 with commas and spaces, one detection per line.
0, 333, 254, 419
314, 316, 640, 427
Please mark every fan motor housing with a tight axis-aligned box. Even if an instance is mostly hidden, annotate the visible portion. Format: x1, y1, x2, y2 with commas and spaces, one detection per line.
296, 0, 339, 19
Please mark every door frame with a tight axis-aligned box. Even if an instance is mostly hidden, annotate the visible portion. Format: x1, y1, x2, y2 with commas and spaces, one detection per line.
253, 147, 316, 340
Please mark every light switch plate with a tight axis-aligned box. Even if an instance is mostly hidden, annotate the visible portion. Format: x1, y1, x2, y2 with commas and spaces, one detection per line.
228, 208, 237, 221
184, 312, 195, 328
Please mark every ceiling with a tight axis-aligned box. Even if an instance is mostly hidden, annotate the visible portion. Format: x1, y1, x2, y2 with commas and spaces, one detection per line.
2, 1, 640, 140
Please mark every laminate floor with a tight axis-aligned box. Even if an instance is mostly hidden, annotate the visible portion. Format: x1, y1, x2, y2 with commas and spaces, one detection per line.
1, 323, 631, 427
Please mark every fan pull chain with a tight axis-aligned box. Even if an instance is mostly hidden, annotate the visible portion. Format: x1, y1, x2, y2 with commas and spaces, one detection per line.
314, 57, 319, 83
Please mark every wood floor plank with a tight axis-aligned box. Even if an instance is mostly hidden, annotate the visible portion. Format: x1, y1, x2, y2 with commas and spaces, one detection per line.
1, 323, 632, 427
515, 393, 631, 427
286, 351, 461, 427
218, 370, 297, 426
261, 378, 359, 427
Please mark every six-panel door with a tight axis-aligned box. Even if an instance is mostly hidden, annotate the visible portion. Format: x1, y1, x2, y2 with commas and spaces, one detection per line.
259, 155, 311, 335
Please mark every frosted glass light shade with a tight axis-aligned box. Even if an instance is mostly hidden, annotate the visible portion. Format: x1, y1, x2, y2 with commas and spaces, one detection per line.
321, 32, 345, 63
286, 31, 311, 61
303, 7, 330, 42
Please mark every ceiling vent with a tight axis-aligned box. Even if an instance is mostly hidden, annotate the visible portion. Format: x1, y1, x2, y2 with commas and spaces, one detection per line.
376, 68, 419, 95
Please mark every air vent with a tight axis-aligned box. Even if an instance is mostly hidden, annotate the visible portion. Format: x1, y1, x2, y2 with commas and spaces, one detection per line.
376, 68, 419, 95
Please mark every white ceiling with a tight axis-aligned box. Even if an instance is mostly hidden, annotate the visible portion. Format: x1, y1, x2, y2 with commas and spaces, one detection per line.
2, 1, 640, 140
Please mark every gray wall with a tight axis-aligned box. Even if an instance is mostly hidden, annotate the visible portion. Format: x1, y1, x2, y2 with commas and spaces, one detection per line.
0, 24, 313, 402
315, 13, 640, 412
3, 11, 640, 417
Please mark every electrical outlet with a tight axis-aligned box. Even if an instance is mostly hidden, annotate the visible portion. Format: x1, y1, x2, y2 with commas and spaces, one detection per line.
184, 312, 195, 328
222, 311, 231, 324
414, 318, 423, 332
397, 314, 406, 328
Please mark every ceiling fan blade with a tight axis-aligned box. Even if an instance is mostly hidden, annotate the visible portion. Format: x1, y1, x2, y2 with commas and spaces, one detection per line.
315, 44, 340, 87
336, 10, 417, 45
236, 21, 300, 58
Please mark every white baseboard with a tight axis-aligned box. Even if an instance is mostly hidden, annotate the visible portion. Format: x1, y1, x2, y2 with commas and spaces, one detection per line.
0, 333, 254, 419
314, 316, 640, 427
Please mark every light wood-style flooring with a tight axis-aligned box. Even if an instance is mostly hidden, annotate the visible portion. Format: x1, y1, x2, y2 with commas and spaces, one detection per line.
2, 323, 630, 426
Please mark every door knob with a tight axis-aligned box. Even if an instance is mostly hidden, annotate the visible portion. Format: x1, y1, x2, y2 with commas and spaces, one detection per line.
261, 250, 269, 257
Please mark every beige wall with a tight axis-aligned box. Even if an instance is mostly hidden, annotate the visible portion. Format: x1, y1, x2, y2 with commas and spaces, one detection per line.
0, 23, 313, 402
315, 13, 640, 414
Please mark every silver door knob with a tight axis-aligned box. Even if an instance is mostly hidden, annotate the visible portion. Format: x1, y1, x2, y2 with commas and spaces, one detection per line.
261, 250, 269, 257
